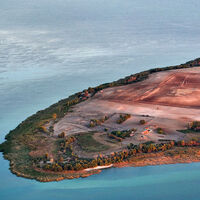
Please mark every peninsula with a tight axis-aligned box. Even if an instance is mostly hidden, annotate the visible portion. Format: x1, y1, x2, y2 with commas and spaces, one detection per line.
2, 58, 200, 182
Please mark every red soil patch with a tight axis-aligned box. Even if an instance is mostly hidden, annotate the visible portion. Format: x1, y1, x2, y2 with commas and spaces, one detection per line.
94, 68, 200, 108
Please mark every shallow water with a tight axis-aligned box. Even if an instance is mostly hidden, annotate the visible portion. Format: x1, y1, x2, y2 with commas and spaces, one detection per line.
1, 0, 200, 199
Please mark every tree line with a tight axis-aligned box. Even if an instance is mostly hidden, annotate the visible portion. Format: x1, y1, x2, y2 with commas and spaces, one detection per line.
42, 137, 200, 172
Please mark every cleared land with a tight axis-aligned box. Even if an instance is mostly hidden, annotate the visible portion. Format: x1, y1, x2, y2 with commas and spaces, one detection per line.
2, 58, 200, 182
52, 67, 200, 158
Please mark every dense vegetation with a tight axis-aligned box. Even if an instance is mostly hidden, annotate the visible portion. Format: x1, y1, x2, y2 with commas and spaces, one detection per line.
188, 121, 200, 131
178, 121, 200, 134
42, 138, 200, 172
108, 129, 137, 141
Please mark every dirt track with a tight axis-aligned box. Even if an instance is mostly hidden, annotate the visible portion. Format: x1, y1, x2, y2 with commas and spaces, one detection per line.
94, 67, 200, 108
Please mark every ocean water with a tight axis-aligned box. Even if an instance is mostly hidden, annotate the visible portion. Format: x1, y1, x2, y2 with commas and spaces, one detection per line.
1, 0, 200, 199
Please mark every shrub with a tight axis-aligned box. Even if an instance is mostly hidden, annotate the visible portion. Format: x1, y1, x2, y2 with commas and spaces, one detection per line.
89, 116, 109, 127
157, 127, 165, 134
58, 132, 66, 138
38, 126, 47, 133
117, 114, 131, 124
110, 129, 134, 139
44, 153, 49, 159
139, 120, 146, 125
52, 113, 57, 119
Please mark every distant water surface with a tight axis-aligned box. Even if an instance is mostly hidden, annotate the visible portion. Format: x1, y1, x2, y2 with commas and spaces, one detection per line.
1, 0, 200, 199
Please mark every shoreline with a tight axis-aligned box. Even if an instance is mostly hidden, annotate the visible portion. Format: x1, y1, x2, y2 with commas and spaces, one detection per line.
114, 147, 200, 168
84, 164, 113, 171
1, 58, 200, 182
9, 146, 200, 182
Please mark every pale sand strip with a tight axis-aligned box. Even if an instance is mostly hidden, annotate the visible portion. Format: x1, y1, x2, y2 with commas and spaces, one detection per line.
84, 164, 113, 171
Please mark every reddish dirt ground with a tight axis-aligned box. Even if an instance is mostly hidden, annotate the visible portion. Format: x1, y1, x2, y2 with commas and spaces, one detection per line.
94, 68, 200, 108
52, 67, 200, 158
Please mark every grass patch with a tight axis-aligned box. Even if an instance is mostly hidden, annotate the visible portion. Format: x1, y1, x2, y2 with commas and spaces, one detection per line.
76, 132, 109, 153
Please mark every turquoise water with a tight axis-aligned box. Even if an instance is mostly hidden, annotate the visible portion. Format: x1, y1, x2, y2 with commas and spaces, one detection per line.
1, 161, 200, 200
1, 0, 200, 199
